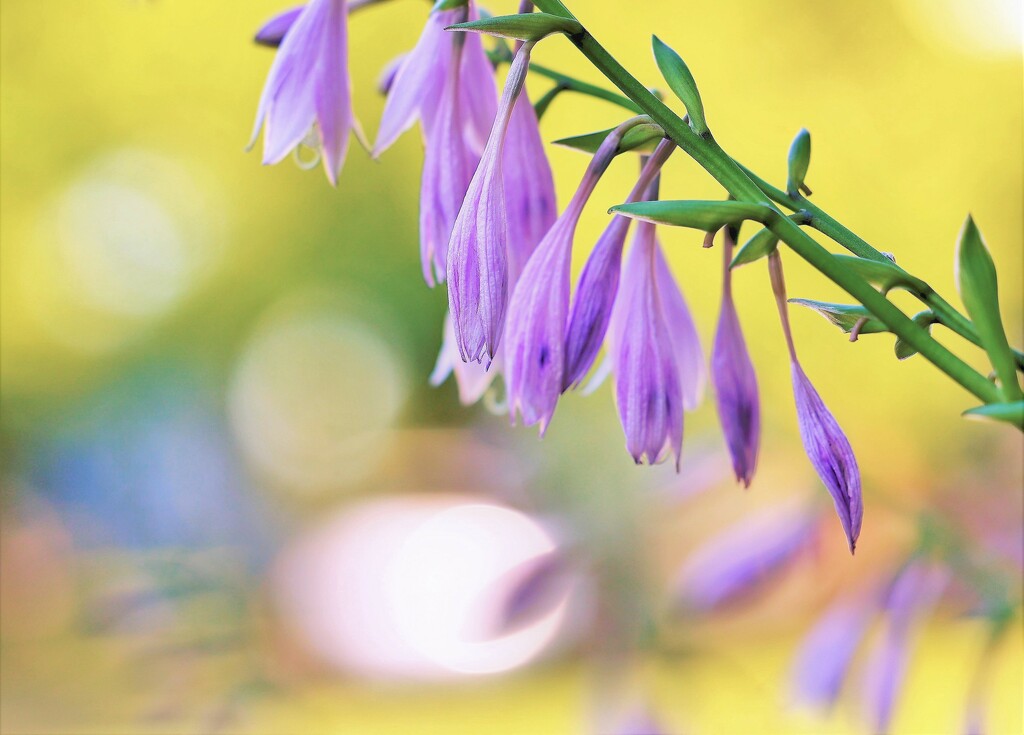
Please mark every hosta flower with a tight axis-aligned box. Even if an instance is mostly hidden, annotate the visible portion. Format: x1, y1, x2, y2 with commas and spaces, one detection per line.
373, 4, 495, 156
563, 140, 676, 391
418, 37, 476, 285
250, 0, 354, 185
372, 4, 496, 286
860, 561, 949, 732
447, 42, 534, 363
613, 218, 684, 466
430, 313, 498, 405
711, 227, 760, 487
790, 590, 878, 709
504, 125, 626, 430
673, 500, 820, 612
501, 75, 558, 284
768, 251, 862, 552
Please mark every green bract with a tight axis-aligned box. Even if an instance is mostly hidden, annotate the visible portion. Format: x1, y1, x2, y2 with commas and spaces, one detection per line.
447, 12, 583, 41
962, 401, 1024, 430
432, 0, 468, 10
789, 299, 888, 335
609, 200, 768, 231
730, 227, 778, 268
787, 128, 811, 196
552, 124, 664, 155
956, 216, 1022, 401
651, 36, 707, 136
832, 254, 929, 294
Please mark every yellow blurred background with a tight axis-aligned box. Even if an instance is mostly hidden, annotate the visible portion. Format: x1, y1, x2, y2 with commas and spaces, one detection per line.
1, 1, 1021, 733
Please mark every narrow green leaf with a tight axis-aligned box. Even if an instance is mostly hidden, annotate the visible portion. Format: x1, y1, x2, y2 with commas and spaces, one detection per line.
609, 200, 768, 231
962, 401, 1024, 430
893, 311, 937, 360
433, 0, 468, 10
730, 227, 778, 268
789, 299, 888, 335
787, 128, 811, 196
832, 254, 929, 294
447, 12, 582, 41
552, 124, 665, 155
651, 36, 707, 135
956, 216, 1022, 400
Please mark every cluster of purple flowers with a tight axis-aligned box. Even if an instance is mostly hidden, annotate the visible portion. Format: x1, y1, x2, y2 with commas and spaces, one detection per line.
247, 0, 861, 552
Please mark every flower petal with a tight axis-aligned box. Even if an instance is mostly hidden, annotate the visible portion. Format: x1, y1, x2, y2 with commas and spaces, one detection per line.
791, 362, 862, 553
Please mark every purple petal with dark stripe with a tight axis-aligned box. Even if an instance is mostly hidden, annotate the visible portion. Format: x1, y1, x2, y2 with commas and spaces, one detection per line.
614, 233, 683, 467
562, 216, 630, 390
711, 253, 760, 487
791, 362, 862, 553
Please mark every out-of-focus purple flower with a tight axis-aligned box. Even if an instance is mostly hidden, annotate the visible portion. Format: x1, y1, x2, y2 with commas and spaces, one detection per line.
254, 6, 304, 47
613, 704, 670, 735
504, 125, 626, 431
373, 4, 495, 157
768, 251, 862, 553
790, 591, 878, 710
614, 221, 684, 467
491, 550, 571, 635
447, 43, 536, 363
430, 313, 498, 405
250, 0, 354, 185
563, 140, 675, 391
860, 561, 949, 733
711, 228, 760, 487
674, 500, 820, 612
419, 37, 476, 286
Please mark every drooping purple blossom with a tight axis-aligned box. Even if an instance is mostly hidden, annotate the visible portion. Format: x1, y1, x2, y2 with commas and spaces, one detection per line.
674, 500, 820, 612
711, 227, 760, 487
504, 124, 626, 430
614, 221, 684, 467
654, 238, 706, 411
447, 43, 534, 363
373, 4, 495, 157
501, 78, 558, 283
250, 0, 354, 185
768, 251, 862, 553
418, 36, 476, 286
563, 140, 675, 390
790, 590, 878, 710
860, 561, 949, 732
430, 312, 498, 405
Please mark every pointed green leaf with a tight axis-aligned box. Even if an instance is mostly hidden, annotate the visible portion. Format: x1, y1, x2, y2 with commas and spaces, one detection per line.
609, 200, 769, 231
651, 36, 707, 135
832, 254, 929, 294
962, 401, 1024, 430
730, 227, 778, 268
789, 299, 888, 335
787, 128, 811, 196
552, 123, 665, 155
893, 311, 937, 360
447, 12, 582, 41
433, 0, 468, 10
956, 216, 1022, 400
